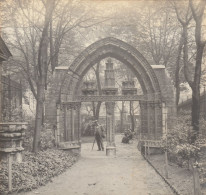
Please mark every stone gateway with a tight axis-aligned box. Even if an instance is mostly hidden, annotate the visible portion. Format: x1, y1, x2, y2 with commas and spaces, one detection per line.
45, 37, 175, 155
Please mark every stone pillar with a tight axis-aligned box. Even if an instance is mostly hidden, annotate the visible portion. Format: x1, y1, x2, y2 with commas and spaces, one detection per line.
139, 101, 148, 139
156, 102, 163, 139
58, 102, 81, 152
105, 101, 116, 156
77, 105, 81, 142
71, 108, 74, 141
162, 102, 167, 135
64, 105, 68, 141
148, 102, 156, 139
56, 104, 60, 146
63, 102, 81, 143
102, 58, 117, 156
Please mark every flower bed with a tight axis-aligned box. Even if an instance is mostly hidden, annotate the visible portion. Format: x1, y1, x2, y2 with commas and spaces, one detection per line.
0, 149, 79, 194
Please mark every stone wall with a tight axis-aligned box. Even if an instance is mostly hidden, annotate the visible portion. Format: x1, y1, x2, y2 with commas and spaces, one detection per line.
151, 65, 176, 130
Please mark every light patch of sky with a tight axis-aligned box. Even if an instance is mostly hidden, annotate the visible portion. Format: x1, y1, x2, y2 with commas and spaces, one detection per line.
76, 0, 151, 46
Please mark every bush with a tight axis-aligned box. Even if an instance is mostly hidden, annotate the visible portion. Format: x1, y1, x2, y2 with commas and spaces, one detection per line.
175, 144, 200, 168
0, 149, 79, 194
200, 117, 206, 138
40, 124, 55, 150
23, 124, 34, 152
81, 119, 95, 136
162, 111, 201, 168
23, 123, 56, 152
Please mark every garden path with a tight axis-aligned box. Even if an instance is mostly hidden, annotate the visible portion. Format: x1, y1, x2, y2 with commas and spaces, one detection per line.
21, 135, 174, 195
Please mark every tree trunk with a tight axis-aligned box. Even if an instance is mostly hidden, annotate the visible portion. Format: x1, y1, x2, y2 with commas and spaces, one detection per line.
95, 102, 101, 120
94, 62, 102, 120
33, 81, 45, 152
33, 0, 55, 152
0, 62, 2, 122
182, 24, 193, 88
191, 43, 204, 143
175, 34, 183, 107
92, 102, 96, 119
189, 0, 206, 142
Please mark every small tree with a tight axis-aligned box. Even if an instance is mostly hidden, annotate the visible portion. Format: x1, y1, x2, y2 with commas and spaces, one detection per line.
173, 0, 206, 143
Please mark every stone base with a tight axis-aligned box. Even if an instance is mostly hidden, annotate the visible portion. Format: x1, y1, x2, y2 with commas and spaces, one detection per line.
60, 146, 81, 154
58, 141, 81, 155
106, 147, 116, 156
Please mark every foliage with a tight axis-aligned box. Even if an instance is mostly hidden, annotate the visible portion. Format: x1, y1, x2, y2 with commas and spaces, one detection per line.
175, 144, 199, 163
81, 118, 95, 136
22, 124, 34, 152
40, 124, 56, 151
162, 111, 201, 168
0, 149, 79, 194
23, 123, 56, 152
2, 105, 23, 122
199, 117, 206, 138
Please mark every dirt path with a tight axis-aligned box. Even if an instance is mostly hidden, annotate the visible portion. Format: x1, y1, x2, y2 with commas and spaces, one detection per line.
21, 135, 174, 195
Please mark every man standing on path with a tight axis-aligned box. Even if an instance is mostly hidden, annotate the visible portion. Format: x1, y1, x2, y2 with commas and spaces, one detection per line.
93, 120, 105, 151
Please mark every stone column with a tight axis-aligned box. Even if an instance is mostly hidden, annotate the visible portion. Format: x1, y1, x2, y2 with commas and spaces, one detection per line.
139, 101, 148, 139
71, 108, 74, 141
105, 101, 116, 156
77, 104, 81, 142
162, 102, 167, 135
72, 102, 81, 142
155, 102, 163, 139
148, 102, 156, 139
64, 102, 81, 143
56, 104, 61, 145
64, 105, 68, 141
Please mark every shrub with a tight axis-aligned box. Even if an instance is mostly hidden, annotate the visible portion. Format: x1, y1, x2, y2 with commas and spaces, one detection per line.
162, 111, 201, 168
175, 144, 200, 168
39, 123, 55, 151
200, 117, 206, 138
23, 124, 34, 152
23, 123, 56, 152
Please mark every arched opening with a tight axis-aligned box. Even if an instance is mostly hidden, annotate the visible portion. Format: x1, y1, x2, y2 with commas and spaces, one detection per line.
54, 37, 174, 155
62, 37, 161, 101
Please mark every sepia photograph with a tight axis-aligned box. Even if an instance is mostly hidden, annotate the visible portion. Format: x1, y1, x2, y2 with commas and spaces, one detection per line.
0, 0, 206, 194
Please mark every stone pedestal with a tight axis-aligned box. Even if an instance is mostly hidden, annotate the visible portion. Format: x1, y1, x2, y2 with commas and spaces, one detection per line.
106, 146, 116, 156
0, 122, 27, 163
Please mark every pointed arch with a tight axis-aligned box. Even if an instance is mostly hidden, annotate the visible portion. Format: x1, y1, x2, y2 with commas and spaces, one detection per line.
60, 37, 162, 101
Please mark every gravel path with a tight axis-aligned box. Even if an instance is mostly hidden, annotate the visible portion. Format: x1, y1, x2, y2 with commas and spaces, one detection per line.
21, 135, 174, 195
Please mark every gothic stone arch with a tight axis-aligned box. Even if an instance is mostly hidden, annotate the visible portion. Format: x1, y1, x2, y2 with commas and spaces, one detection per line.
53, 37, 175, 150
